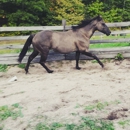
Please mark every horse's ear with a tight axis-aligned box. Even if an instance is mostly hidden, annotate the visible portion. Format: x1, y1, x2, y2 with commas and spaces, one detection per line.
97, 15, 102, 21
97, 14, 102, 17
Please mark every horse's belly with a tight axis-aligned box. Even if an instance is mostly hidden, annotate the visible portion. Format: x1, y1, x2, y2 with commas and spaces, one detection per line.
54, 45, 76, 53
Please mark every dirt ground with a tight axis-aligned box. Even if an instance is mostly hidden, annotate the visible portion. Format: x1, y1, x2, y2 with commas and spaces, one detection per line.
0, 59, 130, 130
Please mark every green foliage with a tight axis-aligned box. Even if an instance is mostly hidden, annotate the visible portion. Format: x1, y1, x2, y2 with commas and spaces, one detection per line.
0, 103, 23, 121
85, 102, 109, 111
81, 117, 114, 130
0, 64, 8, 72
115, 53, 124, 60
1, 0, 130, 29
18, 63, 26, 69
84, 0, 122, 22
85, 0, 104, 17
50, 0, 85, 25
103, 8, 122, 22
0, 125, 4, 130
0, 0, 51, 26
31, 100, 123, 129
85, 100, 121, 111
90, 43, 130, 49
35, 117, 114, 130
118, 120, 130, 128
35, 122, 63, 130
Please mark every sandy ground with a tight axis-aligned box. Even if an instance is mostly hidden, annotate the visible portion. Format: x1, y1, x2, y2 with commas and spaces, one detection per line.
0, 59, 130, 130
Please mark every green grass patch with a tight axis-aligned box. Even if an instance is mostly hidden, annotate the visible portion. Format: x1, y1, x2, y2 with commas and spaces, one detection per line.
91, 59, 111, 64
0, 40, 25, 45
90, 42, 130, 49
84, 100, 121, 112
0, 125, 4, 130
35, 116, 114, 130
0, 103, 23, 121
0, 48, 33, 54
0, 49, 21, 54
18, 63, 26, 69
115, 53, 124, 60
118, 120, 130, 128
0, 64, 8, 72
85, 102, 109, 111
29, 100, 123, 130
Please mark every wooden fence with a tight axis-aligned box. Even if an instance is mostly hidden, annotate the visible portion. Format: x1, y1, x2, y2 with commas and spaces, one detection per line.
0, 21, 130, 65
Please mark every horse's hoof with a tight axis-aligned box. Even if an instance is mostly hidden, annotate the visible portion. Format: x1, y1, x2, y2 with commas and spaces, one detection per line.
25, 71, 28, 74
48, 70, 53, 73
76, 67, 81, 70
101, 64, 104, 68
25, 68, 28, 74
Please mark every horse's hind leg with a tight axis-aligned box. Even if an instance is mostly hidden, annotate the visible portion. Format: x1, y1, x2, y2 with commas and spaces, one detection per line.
25, 50, 39, 74
82, 51, 104, 68
75, 51, 81, 70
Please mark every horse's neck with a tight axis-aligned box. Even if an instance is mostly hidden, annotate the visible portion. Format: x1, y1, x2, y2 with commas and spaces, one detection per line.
80, 22, 97, 38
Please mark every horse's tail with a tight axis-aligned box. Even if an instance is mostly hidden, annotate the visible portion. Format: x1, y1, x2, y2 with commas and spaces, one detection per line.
18, 34, 35, 62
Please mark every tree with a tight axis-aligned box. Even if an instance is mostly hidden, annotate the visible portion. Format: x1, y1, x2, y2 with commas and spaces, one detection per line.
0, 0, 51, 26
84, 0, 122, 22
121, 0, 130, 21
50, 0, 85, 25
100, 0, 130, 21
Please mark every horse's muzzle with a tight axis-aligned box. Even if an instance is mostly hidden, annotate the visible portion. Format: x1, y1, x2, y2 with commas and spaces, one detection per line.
106, 31, 111, 36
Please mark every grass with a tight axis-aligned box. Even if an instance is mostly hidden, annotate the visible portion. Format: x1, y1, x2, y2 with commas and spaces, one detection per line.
90, 33, 130, 48
85, 102, 109, 111
0, 48, 33, 54
33, 100, 121, 130
84, 100, 121, 112
115, 53, 124, 60
90, 42, 130, 49
0, 49, 22, 54
0, 39, 25, 45
0, 103, 23, 121
35, 116, 114, 130
0, 64, 8, 72
0, 103, 23, 130
118, 120, 130, 128
18, 63, 26, 69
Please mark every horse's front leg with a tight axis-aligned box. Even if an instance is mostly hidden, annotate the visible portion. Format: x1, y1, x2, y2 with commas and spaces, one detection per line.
81, 51, 104, 68
75, 51, 81, 70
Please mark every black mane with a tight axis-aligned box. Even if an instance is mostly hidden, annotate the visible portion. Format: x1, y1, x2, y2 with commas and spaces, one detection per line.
72, 16, 102, 31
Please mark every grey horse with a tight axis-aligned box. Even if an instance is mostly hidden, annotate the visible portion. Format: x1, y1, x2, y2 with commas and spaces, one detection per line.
18, 15, 111, 73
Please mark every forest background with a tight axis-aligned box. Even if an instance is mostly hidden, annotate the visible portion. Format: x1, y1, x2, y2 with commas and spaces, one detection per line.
0, 0, 130, 36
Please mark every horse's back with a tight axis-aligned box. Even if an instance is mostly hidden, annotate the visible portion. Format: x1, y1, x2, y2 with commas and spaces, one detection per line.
32, 30, 53, 47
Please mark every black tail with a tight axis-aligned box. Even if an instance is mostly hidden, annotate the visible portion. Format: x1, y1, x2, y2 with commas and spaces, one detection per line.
18, 34, 35, 62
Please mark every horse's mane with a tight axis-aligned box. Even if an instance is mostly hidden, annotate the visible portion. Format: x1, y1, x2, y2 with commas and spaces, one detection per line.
72, 15, 102, 31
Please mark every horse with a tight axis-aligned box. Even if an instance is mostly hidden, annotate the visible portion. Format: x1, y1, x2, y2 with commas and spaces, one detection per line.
18, 15, 111, 73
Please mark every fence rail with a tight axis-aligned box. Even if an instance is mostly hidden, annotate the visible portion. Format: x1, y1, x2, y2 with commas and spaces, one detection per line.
0, 21, 130, 65
0, 21, 130, 32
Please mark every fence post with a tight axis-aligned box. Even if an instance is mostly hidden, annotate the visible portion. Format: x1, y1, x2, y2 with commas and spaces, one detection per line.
62, 19, 66, 32
62, 19, 67, 59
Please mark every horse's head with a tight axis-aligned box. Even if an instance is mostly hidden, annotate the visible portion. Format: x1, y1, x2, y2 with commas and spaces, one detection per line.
95, 15, 111, 36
